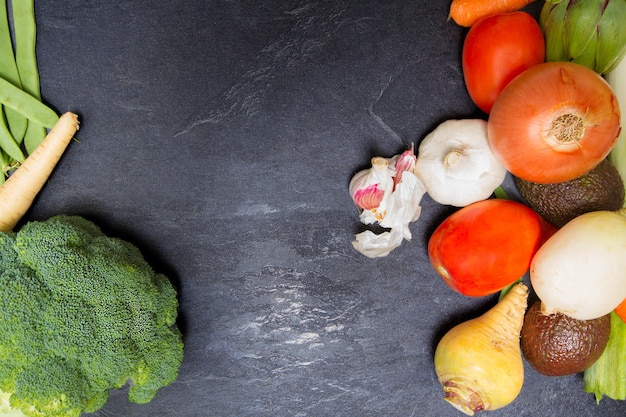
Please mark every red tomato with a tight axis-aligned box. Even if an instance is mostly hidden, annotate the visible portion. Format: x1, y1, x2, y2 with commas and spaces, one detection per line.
462, 12, 545, 114
428, 199, 543, 297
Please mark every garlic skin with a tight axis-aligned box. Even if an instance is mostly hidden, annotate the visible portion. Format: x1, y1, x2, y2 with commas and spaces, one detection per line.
415, 119, 506, 207
349, 147, 426, 258
352, 228, 406, 258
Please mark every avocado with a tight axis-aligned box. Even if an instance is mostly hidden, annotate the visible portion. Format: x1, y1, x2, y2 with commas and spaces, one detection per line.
515, 158, 625, 227
520, 299, 611, 377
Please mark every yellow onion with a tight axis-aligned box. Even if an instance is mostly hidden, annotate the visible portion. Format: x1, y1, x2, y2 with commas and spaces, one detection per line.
434, 283, 528, 415
540, 0, 626, 74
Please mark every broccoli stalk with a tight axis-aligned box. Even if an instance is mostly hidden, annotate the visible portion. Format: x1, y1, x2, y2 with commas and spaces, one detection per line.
0, 215, 184, 417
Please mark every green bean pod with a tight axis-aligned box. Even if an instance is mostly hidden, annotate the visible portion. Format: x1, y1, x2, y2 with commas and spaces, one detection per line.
0, 116, 25, 163
0, 1, 27, 142
12, 0, 46, 152
12, 0, 40, 99
0, 77, 58, 129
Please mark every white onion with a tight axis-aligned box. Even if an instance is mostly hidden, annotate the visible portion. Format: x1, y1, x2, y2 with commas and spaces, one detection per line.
530, 210, 626, 320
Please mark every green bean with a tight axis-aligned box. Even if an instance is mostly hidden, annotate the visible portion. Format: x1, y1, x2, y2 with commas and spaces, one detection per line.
0, 148, 15, 184
12, 0, 46, 149
0, 112, 24, 163
12, 0, 40, 99
0, 2, 22, 89
23, 122, 47, 154
0, 150, 7, 184
0, 0, 27, 142
0, 76, 58, 129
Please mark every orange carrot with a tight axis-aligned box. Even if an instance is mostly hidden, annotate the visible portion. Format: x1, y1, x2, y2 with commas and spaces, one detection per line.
0, 112, 79, 232
449, 0, 537, 27
615, 298, 626, 323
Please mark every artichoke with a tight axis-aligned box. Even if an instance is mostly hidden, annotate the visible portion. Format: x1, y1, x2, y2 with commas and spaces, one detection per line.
540, 0, 626, 74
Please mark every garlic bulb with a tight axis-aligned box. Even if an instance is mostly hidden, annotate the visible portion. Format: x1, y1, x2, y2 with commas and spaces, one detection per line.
349, 147, 426, 258
415, 119, 506, 207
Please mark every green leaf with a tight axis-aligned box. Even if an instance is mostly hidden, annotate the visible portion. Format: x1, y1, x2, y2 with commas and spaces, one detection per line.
584, 312, 626, 402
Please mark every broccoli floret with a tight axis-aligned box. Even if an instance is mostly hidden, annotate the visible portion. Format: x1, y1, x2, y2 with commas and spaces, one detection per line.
0, 215, 184, 417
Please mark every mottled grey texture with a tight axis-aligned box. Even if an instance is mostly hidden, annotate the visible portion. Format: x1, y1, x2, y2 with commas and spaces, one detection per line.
21, 0, 625, 416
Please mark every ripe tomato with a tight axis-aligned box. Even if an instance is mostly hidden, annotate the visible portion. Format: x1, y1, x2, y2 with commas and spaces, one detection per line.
462, 12, 545, 114
428, 199, 543, 297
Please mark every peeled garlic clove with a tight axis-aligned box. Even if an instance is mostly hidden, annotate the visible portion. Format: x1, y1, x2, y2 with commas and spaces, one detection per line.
351, 181, 385, 211
349, 157, 393, 211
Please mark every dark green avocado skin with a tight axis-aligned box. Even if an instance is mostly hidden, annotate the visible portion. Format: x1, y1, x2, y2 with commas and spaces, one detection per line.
515, 158, 625, 228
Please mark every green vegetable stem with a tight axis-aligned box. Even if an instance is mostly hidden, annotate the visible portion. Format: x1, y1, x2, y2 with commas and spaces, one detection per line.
584, 312, 626, 402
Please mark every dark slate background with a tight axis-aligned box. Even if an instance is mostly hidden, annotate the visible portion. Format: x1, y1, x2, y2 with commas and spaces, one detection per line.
22, 0, 625, 416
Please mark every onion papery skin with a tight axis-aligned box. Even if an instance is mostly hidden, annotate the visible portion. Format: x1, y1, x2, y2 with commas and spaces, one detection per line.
488, 62, 621, 184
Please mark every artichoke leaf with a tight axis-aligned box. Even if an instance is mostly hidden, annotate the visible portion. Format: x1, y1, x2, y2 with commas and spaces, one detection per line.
540, 2, 569, 63
562, 0, 604, 60
572, 33, 599, 70
595, 0, 626, 74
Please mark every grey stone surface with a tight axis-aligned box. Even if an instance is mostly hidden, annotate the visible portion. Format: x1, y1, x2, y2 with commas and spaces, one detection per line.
23, 0, 625, 416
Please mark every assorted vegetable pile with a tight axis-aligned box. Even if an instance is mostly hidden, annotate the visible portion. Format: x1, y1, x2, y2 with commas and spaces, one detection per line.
349, 0, 626, 413
0, 1, 184, 416
3, 0, 626, 415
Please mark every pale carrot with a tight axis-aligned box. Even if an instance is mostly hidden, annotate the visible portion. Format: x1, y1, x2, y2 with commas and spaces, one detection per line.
0, 112, 79, 232
449, 0, 537, 27
615, 298, 626, 323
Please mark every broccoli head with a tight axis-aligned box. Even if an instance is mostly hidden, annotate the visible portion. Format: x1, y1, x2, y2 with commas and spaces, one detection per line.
0, 215, 184, 417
